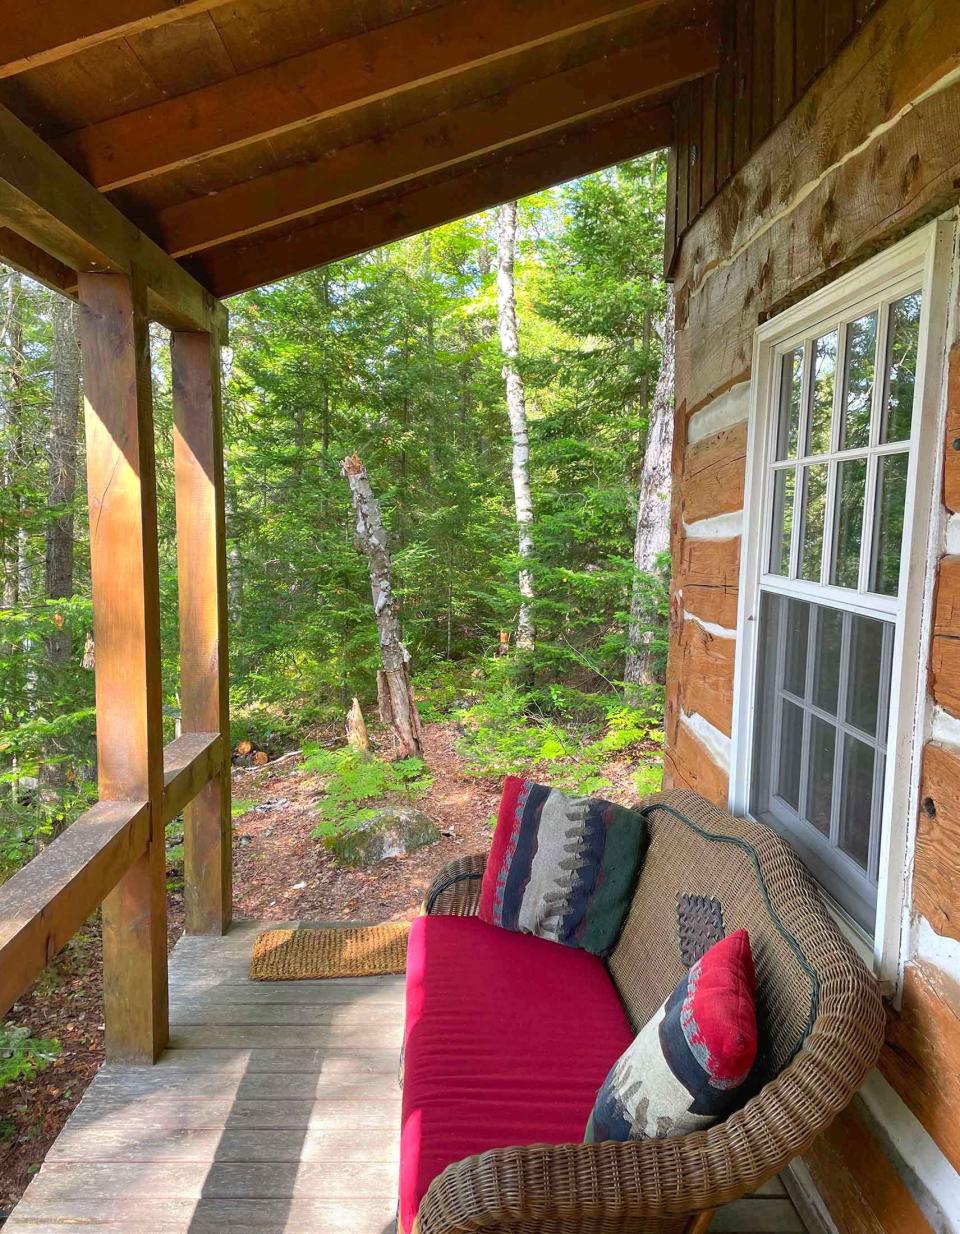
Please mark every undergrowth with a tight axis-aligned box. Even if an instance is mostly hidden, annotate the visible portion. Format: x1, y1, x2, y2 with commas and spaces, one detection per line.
0, 1025, 59, 1090
455, 662, 664, 798
301, 747, 433, 839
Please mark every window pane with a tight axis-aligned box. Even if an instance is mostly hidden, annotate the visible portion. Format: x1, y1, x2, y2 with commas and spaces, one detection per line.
839, 735, 875, 871
840, 312, 877, 450
777, 699, 804, 811
882, 291, 922, 443
807, 716, 836, 836
871, 452, 909, 596
798, 464, 828, 582
784, 599, 809, 697
830, 458, 867, 588
807, 331, 837, 455
813, 605, 843, 714
776, 347, 804, 460
846, 614, 888, 738
770, 467, 795, 575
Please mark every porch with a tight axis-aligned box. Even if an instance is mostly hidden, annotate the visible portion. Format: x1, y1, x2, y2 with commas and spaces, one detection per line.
4, 921, 808, 1234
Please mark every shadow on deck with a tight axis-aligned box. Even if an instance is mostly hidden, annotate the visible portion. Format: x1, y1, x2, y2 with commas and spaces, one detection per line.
4, 922, 809, 1234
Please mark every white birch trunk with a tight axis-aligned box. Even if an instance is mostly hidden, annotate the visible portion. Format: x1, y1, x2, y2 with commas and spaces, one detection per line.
341, 453, 423, 758
625, 286, 675, 692
496, 201, 535, 652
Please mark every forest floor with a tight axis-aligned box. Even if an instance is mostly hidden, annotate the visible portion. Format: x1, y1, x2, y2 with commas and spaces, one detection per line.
0, 719, 649, 1219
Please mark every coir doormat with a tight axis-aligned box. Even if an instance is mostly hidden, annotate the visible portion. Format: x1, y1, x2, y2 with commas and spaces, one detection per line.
250, 921, 410, 980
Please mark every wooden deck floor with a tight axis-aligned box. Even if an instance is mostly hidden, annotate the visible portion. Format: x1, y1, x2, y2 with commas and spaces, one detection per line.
6, 922, 809, 1234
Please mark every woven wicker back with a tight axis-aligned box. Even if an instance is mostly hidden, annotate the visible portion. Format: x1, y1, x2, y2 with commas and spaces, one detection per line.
609, 788, 851, 1082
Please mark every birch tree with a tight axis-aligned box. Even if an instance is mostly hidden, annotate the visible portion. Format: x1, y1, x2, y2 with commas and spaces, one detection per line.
625, 286, 675, 692
341, 453, 423, 757
496, 201, 535, 652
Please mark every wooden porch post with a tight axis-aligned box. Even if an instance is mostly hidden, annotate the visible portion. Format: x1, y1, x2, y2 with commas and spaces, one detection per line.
171, 330, 232, 934
78, 271, 168, 1063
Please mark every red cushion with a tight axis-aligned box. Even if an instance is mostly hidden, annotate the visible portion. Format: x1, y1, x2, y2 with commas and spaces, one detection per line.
400, 914, 634, 1233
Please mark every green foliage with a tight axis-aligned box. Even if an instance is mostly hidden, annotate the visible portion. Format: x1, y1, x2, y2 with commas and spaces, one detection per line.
303, 746, 433, 839
0, 152, 671, 890
0, 1024, 59, 1089
456, 661, 663, 797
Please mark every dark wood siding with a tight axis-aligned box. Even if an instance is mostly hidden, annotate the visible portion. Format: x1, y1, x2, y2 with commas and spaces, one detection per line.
665, 0, 881, 273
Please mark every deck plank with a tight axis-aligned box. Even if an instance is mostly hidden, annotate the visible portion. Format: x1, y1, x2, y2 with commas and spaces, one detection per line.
5, 921, 811, 1234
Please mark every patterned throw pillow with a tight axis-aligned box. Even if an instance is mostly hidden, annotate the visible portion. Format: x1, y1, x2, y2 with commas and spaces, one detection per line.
478, 776, 649, 957
585, 930, 757, 1142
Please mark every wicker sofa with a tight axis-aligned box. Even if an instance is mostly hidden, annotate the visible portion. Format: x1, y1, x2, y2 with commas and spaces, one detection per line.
402, 787, 885, 1234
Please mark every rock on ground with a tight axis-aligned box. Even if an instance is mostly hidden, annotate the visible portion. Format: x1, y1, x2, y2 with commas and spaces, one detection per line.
326, 806, 440, 868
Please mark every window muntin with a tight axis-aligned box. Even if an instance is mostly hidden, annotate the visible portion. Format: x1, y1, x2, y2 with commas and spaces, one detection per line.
749, 286, 922, 934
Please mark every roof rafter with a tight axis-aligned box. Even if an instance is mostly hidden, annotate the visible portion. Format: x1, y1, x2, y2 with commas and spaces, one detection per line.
156, 18, 716, 258
52, 0, 673, 191
1, 1, 233, 80
0, 105, 226, 332
190, 103, 673, 297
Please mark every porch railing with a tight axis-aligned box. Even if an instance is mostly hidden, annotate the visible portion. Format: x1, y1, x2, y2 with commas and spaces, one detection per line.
0, 272, 231, 1064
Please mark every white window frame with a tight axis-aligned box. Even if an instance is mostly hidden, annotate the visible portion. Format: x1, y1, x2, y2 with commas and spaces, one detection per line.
730, 220, 955, 986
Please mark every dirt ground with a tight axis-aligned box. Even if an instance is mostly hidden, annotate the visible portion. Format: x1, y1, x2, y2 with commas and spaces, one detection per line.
0, 720, 647, 1218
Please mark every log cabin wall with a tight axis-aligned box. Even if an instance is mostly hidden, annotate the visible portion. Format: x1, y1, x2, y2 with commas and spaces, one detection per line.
665, 0, 881, 275
663, 0, 960, 1229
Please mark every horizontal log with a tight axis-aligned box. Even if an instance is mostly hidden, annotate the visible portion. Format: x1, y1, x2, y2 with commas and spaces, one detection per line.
162, 732, 223, 824
53, 0, 671, 192
663, 717, 728, 806
0, 1, 233, 80
802, 1098, 937, 1234
193, 103, 672, 297
912, 741, 960, 942
0, 799, 149, 1018
678, 420, 747, 525
157, 21, 715, 258
0, 105, 225, 333
672, 533, 741, 630
674, 0, 960, 411
881, 959, 960, 1176
673, 617, 735, 737
931, 556, 960, 716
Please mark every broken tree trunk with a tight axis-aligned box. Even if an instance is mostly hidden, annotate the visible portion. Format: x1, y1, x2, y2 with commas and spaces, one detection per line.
346, 697, 371, 753
496, 201, 535, 652
625, 286, 675, 695
341, 453, 423, 757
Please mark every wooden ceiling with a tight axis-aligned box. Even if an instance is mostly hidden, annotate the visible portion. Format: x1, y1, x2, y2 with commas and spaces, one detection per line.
0, 0, 720, 300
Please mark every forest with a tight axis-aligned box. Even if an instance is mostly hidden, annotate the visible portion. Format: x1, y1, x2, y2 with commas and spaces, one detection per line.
0, 152, 672, 885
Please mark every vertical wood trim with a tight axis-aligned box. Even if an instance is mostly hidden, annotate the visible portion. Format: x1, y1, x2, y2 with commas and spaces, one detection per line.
676, 88, 691, 239
664, 141, 678, 277
687, 78, 704, 221
752, 0, 774, 146
794, 0, 825, 93
701, 73, 718, 205
733, 0, 754, 166
773, 0, 796, 124
824, 0, 856, 59
171, 330, 232, 936
78, 271, 167, 1063
715, 11, 736, 189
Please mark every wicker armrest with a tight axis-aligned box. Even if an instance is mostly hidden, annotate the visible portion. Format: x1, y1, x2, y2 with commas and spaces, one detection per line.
423, 852, 487, 916
414, 947, 884, 1234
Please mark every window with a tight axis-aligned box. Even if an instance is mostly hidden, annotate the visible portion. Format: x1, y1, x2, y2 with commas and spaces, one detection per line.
733, 224, 949, 952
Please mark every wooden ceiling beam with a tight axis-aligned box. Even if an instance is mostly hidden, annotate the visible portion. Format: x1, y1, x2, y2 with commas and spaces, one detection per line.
191, 103, 673, 297
0, 106, 226, 332
52, 0, 676, 192
1, 1, 233, 80
0, 228, 77, 295
157, 21, 716, 258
